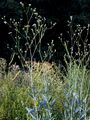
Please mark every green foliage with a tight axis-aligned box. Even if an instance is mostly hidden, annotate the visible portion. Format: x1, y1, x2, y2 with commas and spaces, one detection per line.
0, 74, 32, 120
62, 61, 90, 120
0, 60, 63, 120
0, 58, 6, 79
0, 58, 90, 120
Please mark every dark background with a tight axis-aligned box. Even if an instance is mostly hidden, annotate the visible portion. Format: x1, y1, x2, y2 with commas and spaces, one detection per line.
0, 0, 90, 66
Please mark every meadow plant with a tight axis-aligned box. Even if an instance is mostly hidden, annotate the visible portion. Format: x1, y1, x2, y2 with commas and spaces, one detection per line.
2, 2, 56, 68
0, 2, 90, 120
58, 16, 90, 120
0, 58, 6, 79
0, 59, 63, 120
0, 3, 62, 119
59, 16, 90, 69
23, 61, 63, 120
62, 62, 90, 120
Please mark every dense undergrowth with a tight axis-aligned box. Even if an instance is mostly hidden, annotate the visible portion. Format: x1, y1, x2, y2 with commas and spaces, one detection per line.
0, 58, 90, 120
0, 2, 90, 120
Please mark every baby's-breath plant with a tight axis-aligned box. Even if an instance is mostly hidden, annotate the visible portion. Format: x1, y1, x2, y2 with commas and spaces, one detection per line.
0, 2, 62, 120
2, 2, 56, 68
57, 16, 90, 120
59, 16, 90, 69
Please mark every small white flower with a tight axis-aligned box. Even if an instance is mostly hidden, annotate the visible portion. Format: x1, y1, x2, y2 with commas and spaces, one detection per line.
54, 49, 56, 52
32, 24, 36, 27
34, 12, 38, 16
20, 1, 24, 7
10, 18, 12, 21
8, 32, 12, 35
88, 24, 90, 28
3, 16, 6, 18
37, 19, 41, 23
33, 8, 36, 12
4, 21, 7, 24
70, 16, 73, 21
24, 25, 30, 28
20, 18, 23, 21
14, 22, 18, 26
13, 19, 15, 22
28, 4, 31, 7
53, 22, 56, 26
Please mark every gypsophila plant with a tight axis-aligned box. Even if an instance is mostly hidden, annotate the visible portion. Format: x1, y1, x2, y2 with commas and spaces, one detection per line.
57, 16, 90, 119
58, 16, 90, 69
2, 2, 56, 68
